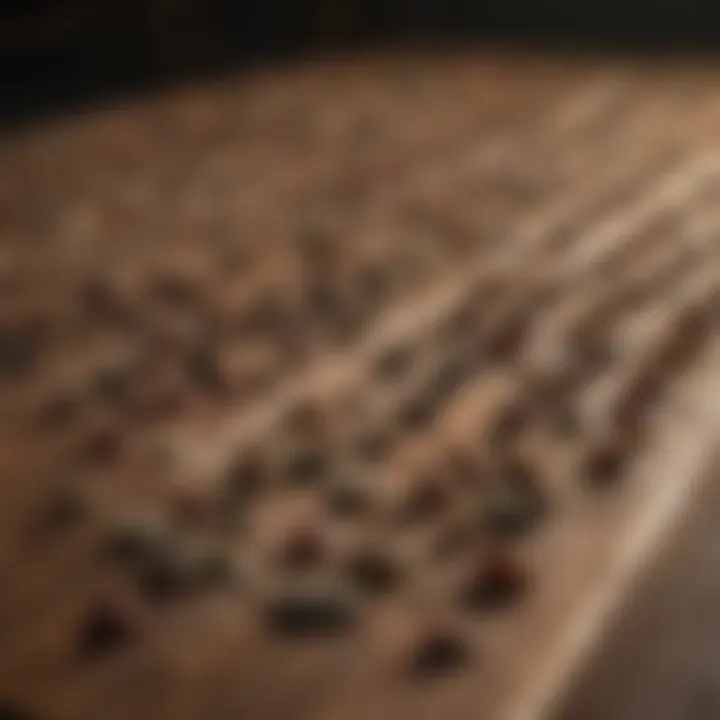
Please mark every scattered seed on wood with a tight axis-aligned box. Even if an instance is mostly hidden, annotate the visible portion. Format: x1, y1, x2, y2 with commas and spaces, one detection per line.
0, 320, 46, 380
461, 551, 529, 611
373, 343, 413, 382
410, 629, 469, 678
483, 460, 548, 538
83, 423, 124, 464
266, 589, 357, 638
79, 589, 143, 656
346, 548, 402, 595
280, 526, 326, 570
286, 448, 328, 485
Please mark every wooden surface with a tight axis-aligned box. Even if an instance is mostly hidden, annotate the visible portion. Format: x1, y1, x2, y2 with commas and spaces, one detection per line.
2, 51, 720, 720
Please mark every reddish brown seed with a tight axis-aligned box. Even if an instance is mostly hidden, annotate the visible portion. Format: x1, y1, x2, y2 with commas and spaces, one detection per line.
410, 628, 469, 678
80, 586, 144, 655
171, 485, 211, 528
83, 423, 124, 464
400, 476, 449, 525
462, 550, 529, 611
583, 443, 626, 489
281, 526, 326, 570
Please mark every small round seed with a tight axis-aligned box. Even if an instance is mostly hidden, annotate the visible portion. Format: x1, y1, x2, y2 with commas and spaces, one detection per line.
346, 548, 401, 595
461, 551, 529, 611
410, 629, 469, 678
266, 589, 357, 638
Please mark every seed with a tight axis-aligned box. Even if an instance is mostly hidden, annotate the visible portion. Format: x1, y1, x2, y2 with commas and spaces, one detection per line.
36, 390, 82, 427
92, 363, 135, 404
30, 487, 87, 542
79, 588, 143, 655
137, 545, 196, 601
373, 343, 413, 382
484, 460, 548, 538
101, 521, 168, 566
327, 480, 372, 518
266, 589, 357, 638
185, 343, 225, 395
83, 423, 124, 464
286, 448, 328, 485
225, 450, 265, 499
461, 551, 529, 611
400, 477, 449, 525
410, 629, 469, 678
0, 320, 45, 380
583, 444, 626, 489
280, 526, 326, 570
397, 392, 436, 431
346, 548, 401, 595
284, 400, 327, 441
354, 428, 393, 462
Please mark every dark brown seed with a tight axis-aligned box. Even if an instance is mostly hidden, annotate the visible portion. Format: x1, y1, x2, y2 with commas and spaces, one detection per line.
583, 444, 626, 489
327, 481, 372, 518
101, 522, 168, 565
83, 424, 124, 464
226, 451, 265, 499
280, 526, 326, 570
0, 321, 45, 380
461, 552, 529, 610
148, 274, 200, 307
486, 401, 529, 447
397, 393, 436, 431
284, 401, 327, 441
410, 630, 469, 678
92, 363, 135, 404
266, 590, 356, 638
400, 477, 449, 525
374, 343, 413, 381
137, 546, 195, 601
37, 391, 82, 427
286, 449, 328, 485
484, 461, 548, 538
30, 487, 87, 542
346, 549, 401, 595
185, 343, 225, 395
80, 590, 143, 655
354, 428, 393, 462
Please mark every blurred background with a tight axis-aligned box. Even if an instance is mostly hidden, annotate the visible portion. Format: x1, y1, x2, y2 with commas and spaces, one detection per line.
2, 0, 720, 127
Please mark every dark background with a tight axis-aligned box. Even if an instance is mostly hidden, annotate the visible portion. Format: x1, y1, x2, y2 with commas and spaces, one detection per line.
0, 0, 717, 127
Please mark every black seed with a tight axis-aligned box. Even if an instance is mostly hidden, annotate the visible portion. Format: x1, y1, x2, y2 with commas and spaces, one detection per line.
346, 549, 401, 595
286, 449, 328, 485
266, 591, 356, 638
374, 344, 413, 381
410, 630, 469, 678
